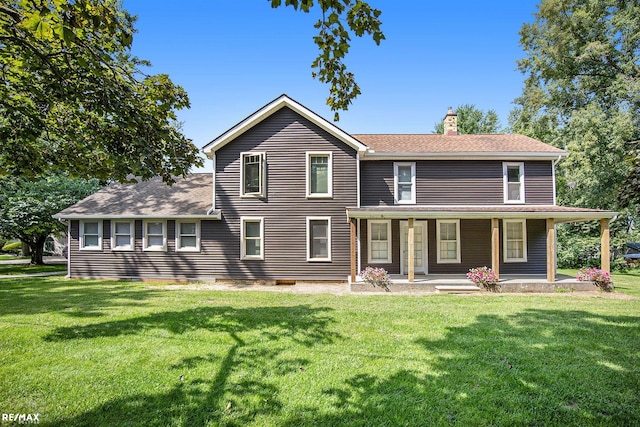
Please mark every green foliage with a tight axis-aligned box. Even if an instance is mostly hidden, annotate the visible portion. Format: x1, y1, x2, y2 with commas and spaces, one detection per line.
0, 175, 101, 264
271, 0, 384, 120
509, 0, 640, 209
433, 104, 502, 134
0, 0, 203, 183
1, 241, 21, 254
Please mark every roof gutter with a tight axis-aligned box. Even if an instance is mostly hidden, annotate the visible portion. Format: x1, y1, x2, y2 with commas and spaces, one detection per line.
360, 151, 568, 161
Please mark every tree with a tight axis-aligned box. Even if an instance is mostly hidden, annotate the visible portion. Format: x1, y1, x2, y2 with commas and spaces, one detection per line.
509, 0, 640, 209
271, 0, 385, 120
0, 176, 101, 265
432, 104, 501, 134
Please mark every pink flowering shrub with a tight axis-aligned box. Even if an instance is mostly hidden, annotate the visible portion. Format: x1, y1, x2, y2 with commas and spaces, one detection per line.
360, 266, 391, 292
467, 266, 500, 292
577, 267, 614, 292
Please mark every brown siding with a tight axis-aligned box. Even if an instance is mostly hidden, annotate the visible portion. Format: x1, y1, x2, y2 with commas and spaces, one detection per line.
361, 160, 555, 206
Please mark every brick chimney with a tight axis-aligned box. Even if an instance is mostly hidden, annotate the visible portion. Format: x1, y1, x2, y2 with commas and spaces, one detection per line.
443, 107, 458, 135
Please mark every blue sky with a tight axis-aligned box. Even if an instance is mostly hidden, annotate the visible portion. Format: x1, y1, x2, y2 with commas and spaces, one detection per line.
123, 0, 540, 170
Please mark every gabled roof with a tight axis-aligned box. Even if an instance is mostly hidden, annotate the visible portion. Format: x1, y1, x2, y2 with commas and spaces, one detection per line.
354, 134, 567, 160
202, 94, 368, 157
54, 174, 220, 219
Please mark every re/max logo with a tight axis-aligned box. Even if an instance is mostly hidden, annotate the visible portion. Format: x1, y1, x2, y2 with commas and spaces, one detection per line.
1, 414, 40, 424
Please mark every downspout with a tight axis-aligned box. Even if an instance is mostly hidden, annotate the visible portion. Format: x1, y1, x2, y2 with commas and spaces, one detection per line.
552, 155, 562, 206
207, 153, 217, 215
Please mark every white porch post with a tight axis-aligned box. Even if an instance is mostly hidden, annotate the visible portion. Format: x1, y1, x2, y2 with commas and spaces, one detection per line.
350, 218, 357, 282
601, 218, 610, 273
491, 218, 500, 280
546, 218, 556, 283
408, 218, 415, 283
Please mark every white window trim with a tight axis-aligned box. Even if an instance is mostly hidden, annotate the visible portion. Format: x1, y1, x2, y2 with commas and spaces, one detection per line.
367, 220, 392, 263
503, 162, 525, 204
80, 220, 102, 251
394, 162, 416, 204
175, 220, 200, 252
143, 220, 167, 252
240, 151, 266, 198
306, 216, 332, 262
503, 219, 528, 263
306, 151, 333, 198
436, 219, 461, 264
240, 217, 264, 260
111, 220, 134, 251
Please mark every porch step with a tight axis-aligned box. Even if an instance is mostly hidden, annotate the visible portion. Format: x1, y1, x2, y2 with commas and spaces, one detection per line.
435, 285, 481, 293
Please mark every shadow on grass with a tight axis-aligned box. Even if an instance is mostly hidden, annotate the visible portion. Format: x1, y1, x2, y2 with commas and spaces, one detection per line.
44, 304, 339, 426
283, 309, 640, 426
0, 277, 158, 318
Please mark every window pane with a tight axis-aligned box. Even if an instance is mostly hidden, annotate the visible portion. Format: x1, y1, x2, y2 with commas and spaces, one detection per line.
84, 235, 99, 247
115, 235, 130, 247
310, 220, 328, 258
147, 222, 163, 235
245, 239, 261, 256
148, 236, 163, 247
180, 236, 197, 249
398, 184, 413, 201
180, 222, 196, 235
508, 183, 521, 201
84, 222, 99, 235
115, 222, 130, 234
507, 166, 521, 183
398, 166, 412, 183
440, 242, 457, 259
440, 223, 456, 240
245, 221, 261, 238
507, 240, 523, 258
371, 223, 388, 241
310, 156, 329, 194
244, 155, 261, 194
371, 241, 388, 260
507, 222, 523, 239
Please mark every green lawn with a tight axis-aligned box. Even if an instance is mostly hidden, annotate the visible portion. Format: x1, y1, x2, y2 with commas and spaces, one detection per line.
0, 255, 27, 261
0, 263, 67, 275
0, 275, 639, 426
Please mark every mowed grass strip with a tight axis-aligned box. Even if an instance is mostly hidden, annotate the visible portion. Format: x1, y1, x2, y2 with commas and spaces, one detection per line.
0, 275, 638, 426
0, 264, 67, 276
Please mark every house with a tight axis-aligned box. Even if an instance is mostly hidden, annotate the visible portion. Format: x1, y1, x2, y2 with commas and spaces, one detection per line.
55, 95, 615, 284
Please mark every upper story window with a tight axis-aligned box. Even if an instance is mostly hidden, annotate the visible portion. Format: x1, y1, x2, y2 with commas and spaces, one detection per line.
306, 152, 333, 198
368, 220, 392, 263
241, 152, 265, 197
80, 220, 102, 250
503, 162, 525, 204
436, 219, 460, 263
241, 217, 264, 260
111, 220, 134, 251
394, 162, 416, 204
503, 219, 527, 262
176, 221, 200, 251
143, 220, 166, 251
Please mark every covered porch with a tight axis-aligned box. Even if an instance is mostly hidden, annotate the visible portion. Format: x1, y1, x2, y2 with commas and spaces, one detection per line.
346, 206, 617, 285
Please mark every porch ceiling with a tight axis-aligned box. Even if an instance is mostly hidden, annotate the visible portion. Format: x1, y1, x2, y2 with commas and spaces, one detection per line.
346, 205, 616, 222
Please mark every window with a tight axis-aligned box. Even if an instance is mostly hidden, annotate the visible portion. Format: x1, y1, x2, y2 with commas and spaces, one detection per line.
368, 220, 392, 263
503, 162, 525, 203
143, 221, 166, 251
306, 152, 333, 197
436, 219, 460, 263
394, 162, 416, 204
307, 217, 331, 261
111, 220, 134, 251
80, 220, 102, 250
241, 217, 263, 260
241, 152, 265, 197
176, 221, 200, 251
503, 219, 527, 262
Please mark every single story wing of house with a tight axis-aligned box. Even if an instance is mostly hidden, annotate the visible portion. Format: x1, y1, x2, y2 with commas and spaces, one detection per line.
55, 94, 616, 283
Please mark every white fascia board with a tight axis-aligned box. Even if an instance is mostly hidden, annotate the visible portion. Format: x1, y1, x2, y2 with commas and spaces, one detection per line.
53, 212, 222, 220
202, 95, 368, 157
346, 208, 616, 221
360, 151, 568, 161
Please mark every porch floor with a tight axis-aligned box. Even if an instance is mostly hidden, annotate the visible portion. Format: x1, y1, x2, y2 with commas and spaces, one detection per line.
352, 274, 592, 293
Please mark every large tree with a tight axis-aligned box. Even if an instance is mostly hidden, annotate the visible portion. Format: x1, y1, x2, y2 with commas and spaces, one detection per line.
509, 0, 640, 209
0, 176, 102, 265
432, 104, 501, 134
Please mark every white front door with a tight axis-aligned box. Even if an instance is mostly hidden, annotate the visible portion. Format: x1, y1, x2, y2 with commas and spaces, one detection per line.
400, 221, 427, 275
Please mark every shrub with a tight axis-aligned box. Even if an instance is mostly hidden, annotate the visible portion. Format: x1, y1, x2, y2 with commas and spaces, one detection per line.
359, 266, 391, 292
576, 267, 614, 292
467, 266, 500, 292
2, 241, 21, 254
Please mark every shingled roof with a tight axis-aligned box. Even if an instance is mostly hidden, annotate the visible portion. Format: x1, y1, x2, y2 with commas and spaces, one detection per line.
55, 173, 217, 219
353, 134, 567, 156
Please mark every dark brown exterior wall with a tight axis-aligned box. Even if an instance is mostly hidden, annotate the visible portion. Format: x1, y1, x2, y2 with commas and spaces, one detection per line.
361, 160, 554, 206
357, 218, 546, 275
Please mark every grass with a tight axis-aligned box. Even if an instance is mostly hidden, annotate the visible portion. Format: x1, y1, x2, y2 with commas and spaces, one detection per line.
0, 254, 27, 261
0, 275, 639, 426
0, 263, 67, 275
